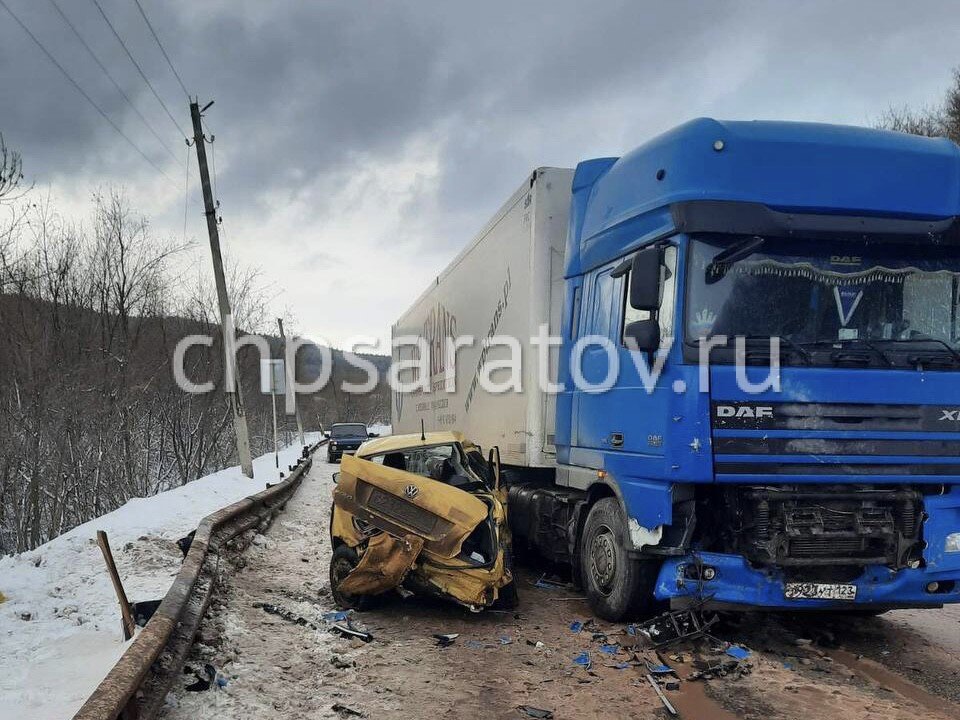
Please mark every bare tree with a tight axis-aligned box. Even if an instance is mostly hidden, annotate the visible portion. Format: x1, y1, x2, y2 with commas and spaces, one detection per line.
876, 68, 960, 144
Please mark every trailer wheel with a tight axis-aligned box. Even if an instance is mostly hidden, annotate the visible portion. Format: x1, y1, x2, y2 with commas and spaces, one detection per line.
580, 498, 658, 621
330, 544, 372, 610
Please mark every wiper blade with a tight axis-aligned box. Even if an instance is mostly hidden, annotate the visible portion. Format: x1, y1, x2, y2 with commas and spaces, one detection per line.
737, 335, 811, 365
799, 338, 894, 367
705, 236, 766, 285
876, 336, 960, 363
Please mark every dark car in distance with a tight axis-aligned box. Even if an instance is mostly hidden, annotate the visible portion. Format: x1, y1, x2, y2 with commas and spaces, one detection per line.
326, 423, 374, 463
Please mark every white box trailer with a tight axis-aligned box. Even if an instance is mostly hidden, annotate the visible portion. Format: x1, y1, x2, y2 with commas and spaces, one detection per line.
391, 167, 574, 467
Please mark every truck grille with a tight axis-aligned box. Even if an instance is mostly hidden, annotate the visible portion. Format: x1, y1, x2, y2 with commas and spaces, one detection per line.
714, 486, 923, 569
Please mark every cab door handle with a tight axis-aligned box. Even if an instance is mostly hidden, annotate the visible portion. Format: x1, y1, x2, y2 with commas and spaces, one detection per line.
610, 432, 624, 448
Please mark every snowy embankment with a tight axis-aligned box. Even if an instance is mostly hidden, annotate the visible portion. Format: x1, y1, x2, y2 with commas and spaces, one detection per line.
0, 434, 320, 720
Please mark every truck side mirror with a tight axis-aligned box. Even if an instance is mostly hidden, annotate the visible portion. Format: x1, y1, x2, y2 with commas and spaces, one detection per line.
624, 319, 660, 352
488, 446, 502, 490
629, 246, 663, 310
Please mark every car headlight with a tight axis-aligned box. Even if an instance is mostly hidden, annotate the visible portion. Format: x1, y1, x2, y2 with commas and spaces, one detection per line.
946, 532, 960, 554
330, 441, 338, 448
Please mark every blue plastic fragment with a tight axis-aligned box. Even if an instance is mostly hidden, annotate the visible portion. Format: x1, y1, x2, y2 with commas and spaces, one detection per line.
726, 645, 751, 660
649, 663, 673, 674
613, 662, 630, 670
500, 636, 513, 645
570, 621, 584, 634
321, 610, 351, 622
599, 644, 619, 655
573, 651, 591, 669
625, 624, 639, 636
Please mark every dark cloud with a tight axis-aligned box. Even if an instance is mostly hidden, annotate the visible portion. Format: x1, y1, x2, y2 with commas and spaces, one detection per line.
2, 0, 959, 342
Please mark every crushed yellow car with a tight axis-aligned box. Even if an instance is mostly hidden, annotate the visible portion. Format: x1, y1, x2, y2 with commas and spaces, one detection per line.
329, 431, 517, 611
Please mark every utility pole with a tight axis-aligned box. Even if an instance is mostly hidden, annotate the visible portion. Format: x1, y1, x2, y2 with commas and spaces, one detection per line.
189, 99, 254, 478
277, 317, 306, 446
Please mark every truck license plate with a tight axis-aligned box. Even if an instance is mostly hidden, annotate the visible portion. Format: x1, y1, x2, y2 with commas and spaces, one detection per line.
784, 582, 857, 601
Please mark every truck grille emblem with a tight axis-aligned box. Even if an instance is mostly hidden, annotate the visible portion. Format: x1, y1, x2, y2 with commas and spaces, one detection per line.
404, 484, 420, 500
716, 405, 773, 419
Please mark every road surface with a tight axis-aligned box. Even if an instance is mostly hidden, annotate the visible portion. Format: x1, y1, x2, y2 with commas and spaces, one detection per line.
161, 460, 960, 720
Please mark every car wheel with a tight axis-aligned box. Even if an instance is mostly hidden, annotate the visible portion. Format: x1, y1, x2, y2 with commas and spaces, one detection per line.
580, 497, 660, 621
330, 544, 372, 610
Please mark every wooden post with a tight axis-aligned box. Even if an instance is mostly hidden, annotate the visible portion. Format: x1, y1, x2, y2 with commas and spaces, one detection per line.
96, 531, 137, 641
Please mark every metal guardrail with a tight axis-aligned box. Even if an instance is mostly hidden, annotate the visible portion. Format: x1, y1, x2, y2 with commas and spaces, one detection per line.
73, 440, 325, 720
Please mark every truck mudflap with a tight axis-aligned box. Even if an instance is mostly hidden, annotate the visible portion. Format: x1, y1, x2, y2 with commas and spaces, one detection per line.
654, 551, 960, 609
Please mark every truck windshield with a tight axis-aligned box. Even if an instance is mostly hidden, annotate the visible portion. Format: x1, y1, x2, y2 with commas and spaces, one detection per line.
686, 236, 960, 367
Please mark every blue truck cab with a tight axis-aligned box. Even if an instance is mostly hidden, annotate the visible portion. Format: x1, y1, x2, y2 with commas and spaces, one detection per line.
530, 118, 960, 619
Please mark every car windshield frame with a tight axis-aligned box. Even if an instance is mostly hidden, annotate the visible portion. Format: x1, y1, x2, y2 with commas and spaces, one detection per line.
683, 234, 960, 368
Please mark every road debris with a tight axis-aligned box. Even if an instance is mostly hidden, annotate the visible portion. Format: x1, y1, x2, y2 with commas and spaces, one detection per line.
259, 602, 319, 630
176, 530, 195, 558
434, 633, 460, 647
533, 573, 568, 590
573, 651, 592, 669
725, 645, 751, 661
332, 702, 365, 717
331, 621, 373, 643
636, 607, 718, 647
645, 673, 678, 716
183, 663, 226, 692
517, 706, 554, 719
131, 599, 161, 627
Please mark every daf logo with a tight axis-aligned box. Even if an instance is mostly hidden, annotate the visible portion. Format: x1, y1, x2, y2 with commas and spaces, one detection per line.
716, 405, 773, 419
403, 484, 420, 500
939, 409, 960, 421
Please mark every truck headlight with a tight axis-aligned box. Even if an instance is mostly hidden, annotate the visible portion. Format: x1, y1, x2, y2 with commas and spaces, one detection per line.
946, 532, 960, 553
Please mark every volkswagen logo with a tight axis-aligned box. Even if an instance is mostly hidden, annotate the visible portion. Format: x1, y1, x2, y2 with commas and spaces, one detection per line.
403, 484, 419, 500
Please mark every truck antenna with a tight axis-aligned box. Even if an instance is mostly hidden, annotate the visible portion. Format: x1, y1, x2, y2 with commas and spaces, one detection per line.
420, 419, 426, 442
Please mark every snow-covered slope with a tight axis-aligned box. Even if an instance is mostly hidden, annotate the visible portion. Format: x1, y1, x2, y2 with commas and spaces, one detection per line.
0, 435, 320, 720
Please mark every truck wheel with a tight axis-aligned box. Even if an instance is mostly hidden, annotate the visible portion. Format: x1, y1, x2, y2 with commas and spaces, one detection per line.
580, 497, 659, 621
329, 544, 372, 610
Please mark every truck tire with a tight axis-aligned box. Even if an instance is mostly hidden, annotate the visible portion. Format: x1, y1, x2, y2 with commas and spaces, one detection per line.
329, 544, 372, 610
580, 497, 659, 621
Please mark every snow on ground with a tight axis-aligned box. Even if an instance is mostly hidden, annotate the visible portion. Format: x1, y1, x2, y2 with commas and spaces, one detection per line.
0, 434, 319, 720
368, 422, 391, 437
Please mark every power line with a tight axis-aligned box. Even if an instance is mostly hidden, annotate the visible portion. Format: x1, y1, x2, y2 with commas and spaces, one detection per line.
0, 0, 179, 187
131, 0, 189, 98
46, 0, 182, 166
88, 0, 188, 138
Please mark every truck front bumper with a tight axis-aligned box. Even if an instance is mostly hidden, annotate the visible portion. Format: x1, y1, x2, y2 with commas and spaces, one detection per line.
655, 486, 960, 609
654, 552, 960, 609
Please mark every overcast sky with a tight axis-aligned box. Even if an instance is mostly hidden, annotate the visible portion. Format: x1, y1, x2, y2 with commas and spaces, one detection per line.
2, 0, 959, 349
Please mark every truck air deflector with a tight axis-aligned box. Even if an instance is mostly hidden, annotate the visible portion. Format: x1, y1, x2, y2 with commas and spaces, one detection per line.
671, 200, 958, 242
